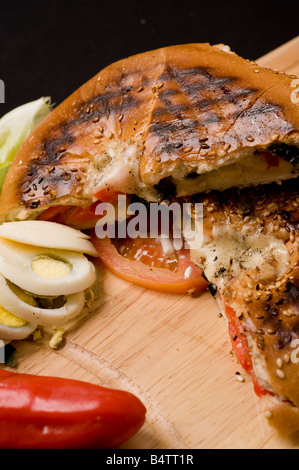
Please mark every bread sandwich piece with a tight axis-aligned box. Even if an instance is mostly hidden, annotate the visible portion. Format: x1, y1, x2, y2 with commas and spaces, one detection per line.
0, 43, 298, 225
188, 178, 299, 437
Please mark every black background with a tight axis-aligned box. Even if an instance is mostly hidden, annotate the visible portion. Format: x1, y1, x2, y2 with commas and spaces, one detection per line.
0, 0, 298, 116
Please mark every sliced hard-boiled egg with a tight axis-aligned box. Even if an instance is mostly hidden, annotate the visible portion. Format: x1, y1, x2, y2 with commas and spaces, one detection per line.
0, 304, 37, 340
0, 304, 27, 328
0, 237, 96, 296
0, 321, 37, 340
0, 220, 98, 257
0, 274, 85, 326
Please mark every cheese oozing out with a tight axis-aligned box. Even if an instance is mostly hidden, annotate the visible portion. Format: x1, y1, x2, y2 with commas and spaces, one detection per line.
189, 222, 290, 289
174, 152, 299, 197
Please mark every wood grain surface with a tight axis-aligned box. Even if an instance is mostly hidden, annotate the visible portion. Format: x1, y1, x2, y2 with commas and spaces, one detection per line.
4, 36, 299, 449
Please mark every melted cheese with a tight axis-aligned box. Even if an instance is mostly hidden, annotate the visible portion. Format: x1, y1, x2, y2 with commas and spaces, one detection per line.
90, 141, 159, 201
190, 222, 290, 288
175, 152, 298, 196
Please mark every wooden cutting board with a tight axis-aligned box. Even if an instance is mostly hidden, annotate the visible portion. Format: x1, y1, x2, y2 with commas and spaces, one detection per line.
4, 36, 299, 449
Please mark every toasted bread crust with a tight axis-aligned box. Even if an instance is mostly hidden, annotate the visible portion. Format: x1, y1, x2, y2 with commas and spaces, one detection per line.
189, 178, 299, 436
0, 43, 298, 222
261, 395, 299, 437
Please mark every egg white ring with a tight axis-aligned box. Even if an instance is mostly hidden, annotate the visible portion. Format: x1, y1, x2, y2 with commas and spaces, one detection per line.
0, 274, 86, 326
0, 321, 37, 340
0, 221, 98, 257
0, 238, 96, 296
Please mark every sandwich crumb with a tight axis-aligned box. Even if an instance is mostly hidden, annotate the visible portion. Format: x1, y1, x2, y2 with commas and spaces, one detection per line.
49, 328, 65, 349
235, 372, 245, 382
264, 410, 272, 419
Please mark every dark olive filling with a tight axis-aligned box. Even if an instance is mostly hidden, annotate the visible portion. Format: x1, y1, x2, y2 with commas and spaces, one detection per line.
268, 143, 299, 167
154, 144, 299, 200
154, 177, 177, 200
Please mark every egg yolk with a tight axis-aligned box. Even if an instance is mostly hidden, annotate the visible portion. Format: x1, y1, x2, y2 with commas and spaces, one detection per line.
0, 305, 27, 328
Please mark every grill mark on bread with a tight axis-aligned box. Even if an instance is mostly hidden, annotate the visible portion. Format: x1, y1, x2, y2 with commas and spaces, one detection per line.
147, 65, 259, 154
42, 124, 75, 165
6, 43, 298, 214
20, 72, 147, 208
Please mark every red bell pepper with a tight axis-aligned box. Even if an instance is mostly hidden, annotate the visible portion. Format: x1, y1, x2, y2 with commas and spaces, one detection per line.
0, 368, 146, 449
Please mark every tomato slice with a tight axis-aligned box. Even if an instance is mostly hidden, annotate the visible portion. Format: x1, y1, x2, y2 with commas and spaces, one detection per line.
64, 201, 103, 225
224, 303, 272, 397
93, 189, 123, 202
91, 231, 208, 294
38, 205, 72, 223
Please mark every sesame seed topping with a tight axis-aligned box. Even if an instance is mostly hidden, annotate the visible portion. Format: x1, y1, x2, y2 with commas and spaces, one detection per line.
257, 329, 265, 335
276, 369, 285, 379
246, 136, 254, 142
276, 358, 283, 369
284, 354, 290, 364
236, 373, 245, 382
267, 328, 276, 335
270, 134, 279, 142
264, 410, 272, 419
